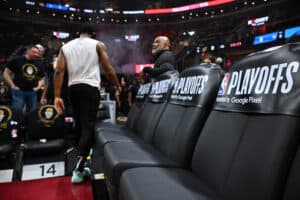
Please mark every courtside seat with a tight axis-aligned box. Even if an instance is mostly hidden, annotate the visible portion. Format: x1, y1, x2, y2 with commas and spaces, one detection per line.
22, 105, 66, 155
20, 105, 72, 181
0, 105, 24, 182
284, 144, 300, 200
95, 70, 178, 149
94, 81, 151, 149
103, 64, 223, 198
94, 81, 152, 133
0, 80, 12, 105
119, 43, 300, 200
92, 71, 177, 179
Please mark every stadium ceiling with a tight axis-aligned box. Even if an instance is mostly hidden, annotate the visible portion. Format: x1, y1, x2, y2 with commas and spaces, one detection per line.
1, 0, 293, 25
48, 0, 201, 10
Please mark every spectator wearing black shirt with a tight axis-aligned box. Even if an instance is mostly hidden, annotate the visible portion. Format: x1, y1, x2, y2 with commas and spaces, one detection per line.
143, 36, 176, 78
128, 72, 145, 107
115, 80, 130, 116
3, 46, 45, 113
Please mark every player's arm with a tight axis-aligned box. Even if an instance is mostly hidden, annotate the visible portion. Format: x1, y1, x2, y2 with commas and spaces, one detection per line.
53, 50, 66, 114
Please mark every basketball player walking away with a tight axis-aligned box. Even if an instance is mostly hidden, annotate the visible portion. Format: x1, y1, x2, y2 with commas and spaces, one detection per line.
54, 26, 121, 184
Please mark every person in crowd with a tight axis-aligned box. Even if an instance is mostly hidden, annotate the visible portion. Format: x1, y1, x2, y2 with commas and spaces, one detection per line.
128, 71, 145, 107
143, 36, 176, 78
202, 53, 225, 74
40, 55, 56, 106
215, 56, 225, 74
33, 44, 50, 105
3, 45, 45, 113
202, 53, 216, 64
115, 78, 130, 116
35, 44, 46, 58
53, 25, 121, 184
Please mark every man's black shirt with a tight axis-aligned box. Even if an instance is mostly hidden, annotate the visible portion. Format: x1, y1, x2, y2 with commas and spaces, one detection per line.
6, 56, 45, 91
143, 50, 176, 78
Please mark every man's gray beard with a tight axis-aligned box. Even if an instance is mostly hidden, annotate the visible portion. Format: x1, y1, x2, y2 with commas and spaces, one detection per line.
152, 48, 162, 56
152, 48, 158, 55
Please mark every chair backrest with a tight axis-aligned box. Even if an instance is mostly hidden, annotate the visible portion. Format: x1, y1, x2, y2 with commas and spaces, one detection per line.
24, 104, 65, 140
134, 70, 179, 144
0, 80, 11, 105
127, 82, 152, 130
0, 105, 23, 146
191, 43, 300, 200
153, 64, 223, 167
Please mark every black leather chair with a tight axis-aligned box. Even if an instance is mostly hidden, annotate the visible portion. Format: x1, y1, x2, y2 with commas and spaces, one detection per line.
91, 71, 178, 186
0, 80, 12, 105
119, 43, 300, 200
104, 64, 223, 199
95, 70, 179, 149
95, 81, 152, 131
20, 105, 72, 181
284, 145, 300, 200
0, 105, 24, 182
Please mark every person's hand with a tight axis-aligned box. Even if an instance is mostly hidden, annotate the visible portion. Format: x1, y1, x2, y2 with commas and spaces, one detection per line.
11, 85, 20, 91
54, 97, 65, 115
40, 98, 47, 105
116, 85, 122, 94
142, 67, 151, 73
33, 86, 40, 92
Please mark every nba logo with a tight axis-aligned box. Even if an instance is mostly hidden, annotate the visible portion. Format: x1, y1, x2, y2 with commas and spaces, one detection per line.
218, 73, 230, 96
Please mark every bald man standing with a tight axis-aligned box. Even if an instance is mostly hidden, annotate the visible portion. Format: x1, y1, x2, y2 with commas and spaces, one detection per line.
143, 36, 176, 78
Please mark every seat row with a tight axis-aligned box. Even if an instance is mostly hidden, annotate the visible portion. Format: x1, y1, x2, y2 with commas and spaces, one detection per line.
95, 42, 300, 200
95, 62, 223, 198
0, 104, 73, 182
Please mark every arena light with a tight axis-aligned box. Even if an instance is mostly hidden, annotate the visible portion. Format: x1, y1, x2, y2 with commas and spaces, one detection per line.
253, 32, 278, 45
123, 10, 144, 15
45, 3, 68, 11
229, 41, 242, 47
105, 8, 113, 12
25, 1, 35, 6
145, 0, 235, 15
284, 26, 300, 39
125, 35, 140, 42
187, 31, 196, 36
69, 7, 76, 12
83, 9, 93, 13
53, 31, 70, 39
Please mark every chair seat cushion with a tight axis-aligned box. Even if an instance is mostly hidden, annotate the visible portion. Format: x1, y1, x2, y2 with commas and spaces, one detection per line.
96, 127, 140, 148
24, 139, 65, 155
103, 142, 180, 186
95, 121, 123, 132
0, 143, 14, 157
120, 167, 221, 200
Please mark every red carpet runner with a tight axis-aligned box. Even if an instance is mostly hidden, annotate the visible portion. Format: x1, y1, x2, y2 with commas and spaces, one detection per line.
0, 176, 93, 200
